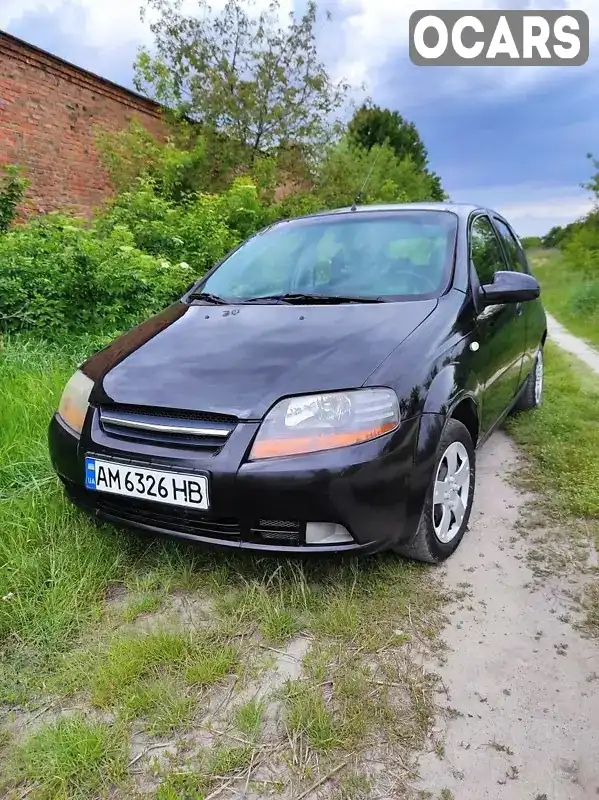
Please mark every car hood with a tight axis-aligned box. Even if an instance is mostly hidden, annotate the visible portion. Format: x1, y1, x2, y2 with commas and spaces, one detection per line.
90, 300, 437, 419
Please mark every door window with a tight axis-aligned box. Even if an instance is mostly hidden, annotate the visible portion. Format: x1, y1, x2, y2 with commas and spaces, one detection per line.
470, 215, 508, 286
493, 218, 528, 273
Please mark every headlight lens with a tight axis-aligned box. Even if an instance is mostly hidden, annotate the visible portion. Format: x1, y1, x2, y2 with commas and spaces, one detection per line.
57, 370, 94, 435
249, 388, 400, 460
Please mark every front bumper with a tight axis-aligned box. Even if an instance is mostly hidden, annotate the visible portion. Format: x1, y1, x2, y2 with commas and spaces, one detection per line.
49, 407, 425, 555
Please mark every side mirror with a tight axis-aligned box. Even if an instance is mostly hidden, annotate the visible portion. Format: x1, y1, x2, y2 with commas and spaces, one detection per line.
480, 270, 540, 306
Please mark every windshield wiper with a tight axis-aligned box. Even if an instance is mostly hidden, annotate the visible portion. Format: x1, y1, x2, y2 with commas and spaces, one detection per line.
243, 293, 384, 305
188, 291, 228, 305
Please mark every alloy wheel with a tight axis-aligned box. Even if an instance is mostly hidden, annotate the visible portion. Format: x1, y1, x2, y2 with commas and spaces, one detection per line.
534, 350, 544, 406
432, 441, 471, 543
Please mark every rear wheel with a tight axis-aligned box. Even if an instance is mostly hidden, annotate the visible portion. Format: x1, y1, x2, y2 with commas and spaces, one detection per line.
514, 347, 543, 411
397, 418, 475, 563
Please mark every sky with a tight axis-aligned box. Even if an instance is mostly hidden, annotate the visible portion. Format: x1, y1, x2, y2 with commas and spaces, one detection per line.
1, 0, 598, 236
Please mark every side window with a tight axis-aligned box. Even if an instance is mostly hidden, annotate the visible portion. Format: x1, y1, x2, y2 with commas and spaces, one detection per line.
493, 218, 528, 273
470, 216, 507, 286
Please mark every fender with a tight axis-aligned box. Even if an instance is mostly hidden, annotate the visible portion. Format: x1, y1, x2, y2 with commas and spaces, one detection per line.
403, 366, 479, 542
421, 363, 480, 434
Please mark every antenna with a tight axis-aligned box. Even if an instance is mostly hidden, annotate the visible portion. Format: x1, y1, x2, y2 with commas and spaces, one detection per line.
351, 147, 383, 211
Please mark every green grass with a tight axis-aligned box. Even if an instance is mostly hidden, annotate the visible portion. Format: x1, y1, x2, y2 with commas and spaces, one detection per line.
0, 335, 446, 797
185, 644, 238, 686
507, 343, 599, 522
529, 248, 599, 348
283, 677, 338, 751
507, 343, 599, 633
5, 715, 128, 800
152, 746, 252, 800
90, 630, 204, 705
235, 698, 264, 738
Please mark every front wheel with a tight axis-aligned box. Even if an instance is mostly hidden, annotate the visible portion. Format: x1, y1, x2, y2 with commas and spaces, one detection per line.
396, 419, 476, 563
514, 347, 543, 411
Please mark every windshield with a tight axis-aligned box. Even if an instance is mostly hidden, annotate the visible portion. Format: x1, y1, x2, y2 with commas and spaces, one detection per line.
199, 210, 458, 302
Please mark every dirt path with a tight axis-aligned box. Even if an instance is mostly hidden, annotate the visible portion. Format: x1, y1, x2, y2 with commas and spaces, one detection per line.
547, 313, 599, 374
415, 431, 599, 799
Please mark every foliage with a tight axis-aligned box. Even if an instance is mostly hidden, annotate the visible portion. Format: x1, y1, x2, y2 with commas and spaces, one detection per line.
542, 221, 585, 249
135, 0, 349, 158
572, 279, 599, 315
0, 175, 284, 338
0, 165, 28, 232
562, 210, 599, 279
0, 214, 196, 339
97, 119, 281, 200
583, 151, 599, 200
313, 139, 443, 209
347, 102, 445, 200
520, 236, 542, 249
97, 178, 236, 267
97, 119, 209, 202
533, 158, 599, 323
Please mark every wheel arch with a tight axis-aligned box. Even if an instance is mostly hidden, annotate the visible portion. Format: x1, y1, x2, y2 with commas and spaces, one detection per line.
420, 363, 480, 447
448, 395, 479, 446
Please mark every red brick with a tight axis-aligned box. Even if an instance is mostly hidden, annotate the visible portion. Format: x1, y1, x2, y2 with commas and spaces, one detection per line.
0, 31, 167, 218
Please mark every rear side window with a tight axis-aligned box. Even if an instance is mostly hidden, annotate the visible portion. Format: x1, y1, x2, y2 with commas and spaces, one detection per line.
493, 218, 529, 273
470, 216, 507, 286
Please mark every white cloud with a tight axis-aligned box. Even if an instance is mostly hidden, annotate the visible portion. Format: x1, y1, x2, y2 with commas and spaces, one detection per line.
0, 0, 293, 50
333, 0, 599, 106
0, 0, 148, 49
3, 0, 596, 102
450, 181, 595, 235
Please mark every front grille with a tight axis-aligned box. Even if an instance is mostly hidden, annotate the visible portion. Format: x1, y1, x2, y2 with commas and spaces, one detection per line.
99, 405, 236, 453
67, 484, 303, 546
106, 404, 235, 425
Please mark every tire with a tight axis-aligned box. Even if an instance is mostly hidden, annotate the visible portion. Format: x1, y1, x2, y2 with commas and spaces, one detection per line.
514, 347, 543, 411
396, 418, 476, 564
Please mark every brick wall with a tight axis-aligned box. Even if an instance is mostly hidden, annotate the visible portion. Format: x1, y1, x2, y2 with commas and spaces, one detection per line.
0, 31, 167, 217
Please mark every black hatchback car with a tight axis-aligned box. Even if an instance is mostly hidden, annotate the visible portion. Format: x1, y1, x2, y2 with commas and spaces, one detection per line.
49, 203, 546, 562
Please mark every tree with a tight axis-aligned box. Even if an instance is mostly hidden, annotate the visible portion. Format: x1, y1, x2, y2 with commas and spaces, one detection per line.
135, 0, 349, 160
278, 139, 443, 213
347, 102, 444, 199
520, 236, 542, 250
348, 103, 426, 167
583, 152, 599, 198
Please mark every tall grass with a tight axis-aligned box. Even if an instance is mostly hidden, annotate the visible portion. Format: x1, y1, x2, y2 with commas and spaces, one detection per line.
0, 338, 136, 673
529, 249, 599, 348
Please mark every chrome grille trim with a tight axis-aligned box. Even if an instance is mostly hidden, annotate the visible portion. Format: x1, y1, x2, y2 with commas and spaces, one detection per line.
99, 406, 236, 451
101, 413, 230, 438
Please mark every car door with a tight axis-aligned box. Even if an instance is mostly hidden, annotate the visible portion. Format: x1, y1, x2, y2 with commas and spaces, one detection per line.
469, 214, 527, 437
491, 215, 537, 385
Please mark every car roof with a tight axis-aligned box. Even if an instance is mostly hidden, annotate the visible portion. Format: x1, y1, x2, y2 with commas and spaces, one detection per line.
289, 202, 502, 223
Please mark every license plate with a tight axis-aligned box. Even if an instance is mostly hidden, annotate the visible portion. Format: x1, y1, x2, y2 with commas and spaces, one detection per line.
84, 457, 209, 510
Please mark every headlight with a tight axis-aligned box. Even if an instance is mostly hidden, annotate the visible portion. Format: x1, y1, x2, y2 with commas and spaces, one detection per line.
57, 370, 94, 435
249, 388, 400, 460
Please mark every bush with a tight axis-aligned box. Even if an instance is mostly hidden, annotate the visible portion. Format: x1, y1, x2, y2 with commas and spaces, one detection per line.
563, 212, 599, 279
0, 165, 28, 232
521, 236, 542, 250
0, 215, 195, 339
97, 178, 237, 270
314, 140, 442, 209
572, 280, 599, 315
0, 175, 278, 339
